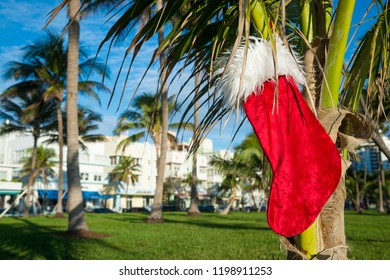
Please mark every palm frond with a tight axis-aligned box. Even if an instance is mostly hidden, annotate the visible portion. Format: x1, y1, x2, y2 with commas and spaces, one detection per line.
342, 4, 390, 112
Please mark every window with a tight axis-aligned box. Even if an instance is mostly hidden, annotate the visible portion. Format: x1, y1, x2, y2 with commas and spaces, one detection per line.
110, 156, 118, 165
81, 173, 89, 181
94, 175, 102, 182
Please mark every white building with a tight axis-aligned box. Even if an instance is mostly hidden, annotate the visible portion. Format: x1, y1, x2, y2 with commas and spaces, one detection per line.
0, 131, 230, 212
103, 136, 157, 210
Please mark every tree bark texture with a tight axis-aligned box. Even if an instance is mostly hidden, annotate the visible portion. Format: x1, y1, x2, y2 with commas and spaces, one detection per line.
352, 169, 363, 213
55, 101, 65, 217
24, 136, 39, 218
188, 70, 201, 216
66, 0, 89, 231
220, 187, 237, 216
148, 0, 166, 223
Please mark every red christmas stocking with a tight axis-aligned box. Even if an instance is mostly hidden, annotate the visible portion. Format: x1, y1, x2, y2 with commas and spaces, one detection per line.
217, 37, 341, 237
243, 76, 341, 237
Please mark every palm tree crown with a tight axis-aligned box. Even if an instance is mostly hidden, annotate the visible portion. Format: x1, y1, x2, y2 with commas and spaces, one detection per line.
114, 92, 179, 154
110, 156, 141, 186
0, 89, 57, 139
19, 146, 56, 185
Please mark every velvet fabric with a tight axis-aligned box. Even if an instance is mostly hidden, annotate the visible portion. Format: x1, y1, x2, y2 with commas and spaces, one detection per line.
243, 76, 341, 237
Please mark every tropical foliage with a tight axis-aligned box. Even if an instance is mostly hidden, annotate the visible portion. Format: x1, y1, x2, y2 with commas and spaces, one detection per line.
0, 0, 387, 259
113, 92, 178, 153
235, 133, 272, 200
210, 154, 246, 215
0, 87, 57, 217
3, 29, 109, 218
19, 146, 56, 191
110, 156, 141, 204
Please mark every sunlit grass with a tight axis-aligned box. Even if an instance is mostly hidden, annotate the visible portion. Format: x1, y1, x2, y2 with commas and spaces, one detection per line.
0, 211, 389, 260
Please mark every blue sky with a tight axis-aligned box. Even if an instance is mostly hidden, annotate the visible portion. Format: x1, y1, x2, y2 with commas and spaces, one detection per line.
0, 0, 380, 151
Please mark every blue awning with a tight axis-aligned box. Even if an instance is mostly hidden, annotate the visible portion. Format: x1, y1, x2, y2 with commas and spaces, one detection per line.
38, 190, 67, 199
0, 190, 20, 195
38, 190, 106, 200
82, 191, 103, 199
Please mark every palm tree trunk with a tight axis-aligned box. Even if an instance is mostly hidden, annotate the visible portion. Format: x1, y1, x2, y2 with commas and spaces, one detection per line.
188, 69, 201, 216
24, 135, 39, 218
55, 101, 65, 218
148, 0, 166, 223
377, 152, 385, 213
42, 168, 47, 211
315, 0, 356, 260
220, 187, 237, 215
285, 0, 355, 260
125, 180, 130, 209
352, 169, 362, 213
66, 0, 89, 232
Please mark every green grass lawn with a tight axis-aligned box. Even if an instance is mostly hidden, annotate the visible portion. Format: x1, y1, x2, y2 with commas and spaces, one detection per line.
0, 211, 389, 260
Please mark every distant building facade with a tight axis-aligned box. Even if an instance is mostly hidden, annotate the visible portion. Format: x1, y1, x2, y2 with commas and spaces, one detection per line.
0, 132, 231, 212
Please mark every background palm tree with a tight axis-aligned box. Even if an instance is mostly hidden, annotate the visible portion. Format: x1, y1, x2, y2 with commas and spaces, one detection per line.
114, 91, 179, 221
235, 133, 272, 206
210, 154, 246, 215
76, 106, 108, 148
0, 88, 57, 217
3, 30, 109, 218
345, 168, 377, 214
45, 105, 107, 150
19, 146, 56, 212
114, 92, 178, 153
110, 156, 141, 209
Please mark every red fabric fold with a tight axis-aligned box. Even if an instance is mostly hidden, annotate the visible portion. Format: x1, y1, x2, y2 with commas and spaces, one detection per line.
243, 76, 341, 237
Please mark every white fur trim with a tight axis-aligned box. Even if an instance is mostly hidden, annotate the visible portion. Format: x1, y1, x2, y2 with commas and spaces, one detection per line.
214, 37, 305, 110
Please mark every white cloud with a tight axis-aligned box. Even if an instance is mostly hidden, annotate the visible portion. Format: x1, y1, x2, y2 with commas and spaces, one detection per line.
99, 114, 119, 136
0, 0, 65, 32
0, 45, 25, 88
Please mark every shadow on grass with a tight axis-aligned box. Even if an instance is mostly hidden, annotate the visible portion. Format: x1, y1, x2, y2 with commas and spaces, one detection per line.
101, 212, 150, 223
102, 212, 271, 231
164, 219, 270, 231
163, 213, 271, 231
0, 217, 125, 260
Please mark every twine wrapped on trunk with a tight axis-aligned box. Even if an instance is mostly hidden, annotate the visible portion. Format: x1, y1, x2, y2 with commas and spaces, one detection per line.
282, 108, 372, 260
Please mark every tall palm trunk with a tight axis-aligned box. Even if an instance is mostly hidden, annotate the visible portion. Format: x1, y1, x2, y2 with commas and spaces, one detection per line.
55, 101, 65, 217
24, 135, 39, 218
188, 70, 201, 216
377, 150, 385, 213
148, 0, 167, 223
125, 180, 130, 208
352, 169, 362, 213
316, 0, 356, 260
66, 0, 89, 231
220, 187, 237, 215
275, 0, 355, 259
